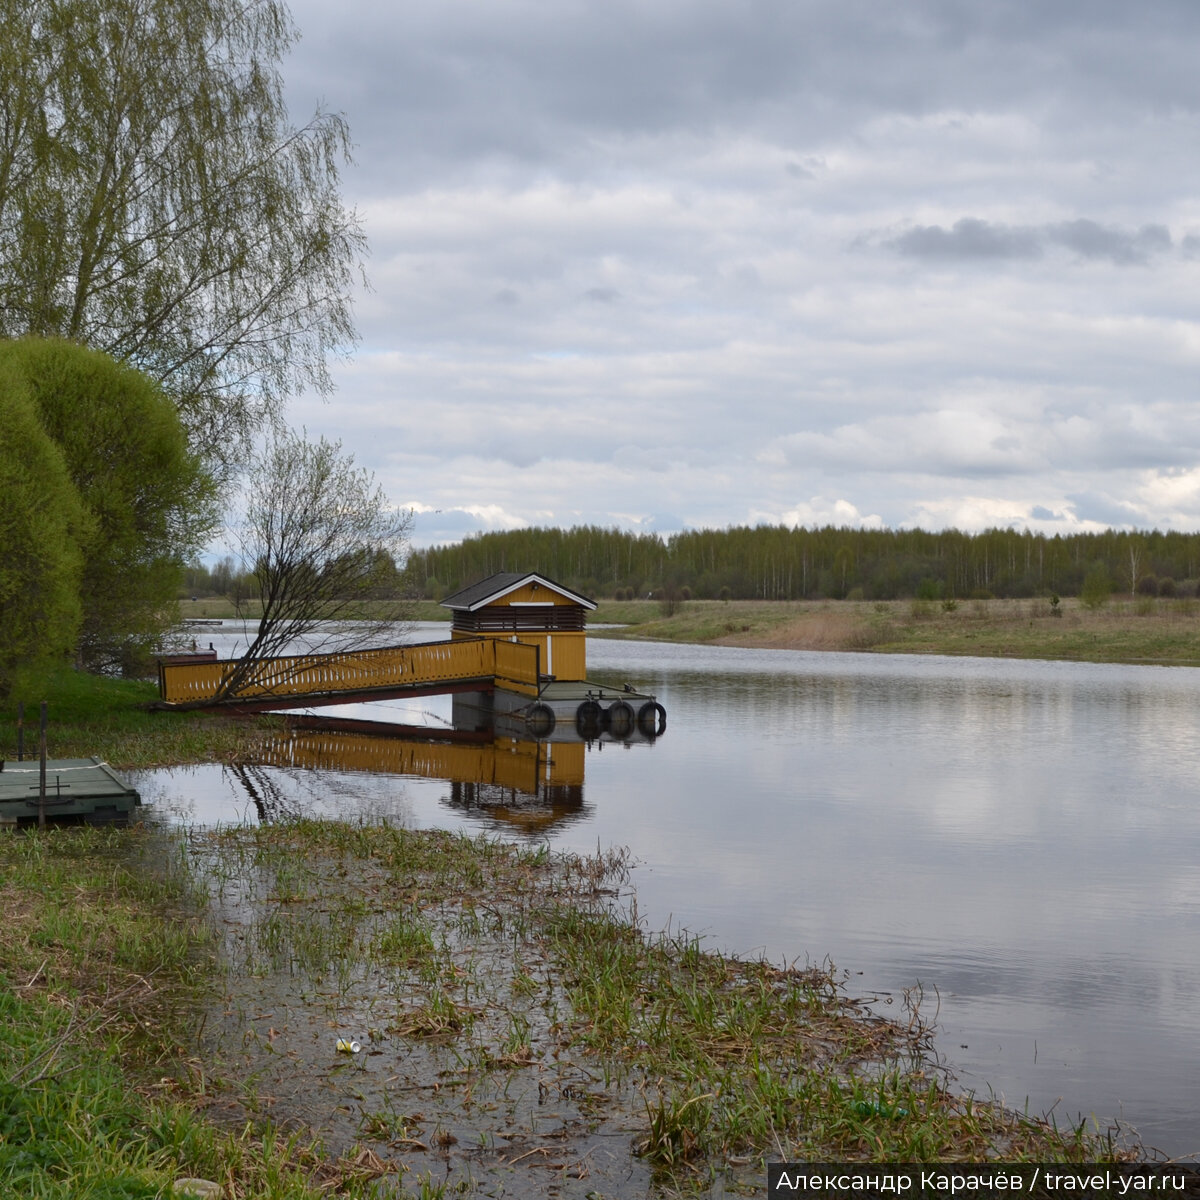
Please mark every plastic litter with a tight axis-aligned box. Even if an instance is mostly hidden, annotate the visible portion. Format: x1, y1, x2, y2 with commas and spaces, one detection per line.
170, 1180, 222, 1199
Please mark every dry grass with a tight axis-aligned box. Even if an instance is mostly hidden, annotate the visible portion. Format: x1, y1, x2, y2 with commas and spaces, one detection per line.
715, 608, 893, 651
597, 596, 1200, 665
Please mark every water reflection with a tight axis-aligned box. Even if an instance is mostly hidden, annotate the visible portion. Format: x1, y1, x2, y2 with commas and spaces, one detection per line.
138, 635, 1200, 1158
136, 712, 658, 836
258, 725, 590, 836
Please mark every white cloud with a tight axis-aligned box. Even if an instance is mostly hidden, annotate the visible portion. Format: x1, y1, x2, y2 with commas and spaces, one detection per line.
265, 0, 1200, 548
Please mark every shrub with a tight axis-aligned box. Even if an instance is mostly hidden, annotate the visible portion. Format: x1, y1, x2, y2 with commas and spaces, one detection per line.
0, 368, 89, 693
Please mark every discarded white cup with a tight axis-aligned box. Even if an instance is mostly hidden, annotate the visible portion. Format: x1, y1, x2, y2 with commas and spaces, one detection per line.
170, 1180, 222, 1199
336, 1038, 361, 1054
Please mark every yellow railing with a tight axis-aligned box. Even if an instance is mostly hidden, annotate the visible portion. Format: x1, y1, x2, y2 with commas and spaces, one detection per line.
158, 637, 540, 705
493, 638, 542, 695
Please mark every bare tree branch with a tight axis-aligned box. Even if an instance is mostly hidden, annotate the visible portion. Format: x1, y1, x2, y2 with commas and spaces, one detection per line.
218, 429, 413, 700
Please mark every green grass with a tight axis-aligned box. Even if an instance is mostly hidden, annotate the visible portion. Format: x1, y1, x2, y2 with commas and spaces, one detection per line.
178, 592, 1200, 665
0, 825, 375, 1199
1, 664, 281, 769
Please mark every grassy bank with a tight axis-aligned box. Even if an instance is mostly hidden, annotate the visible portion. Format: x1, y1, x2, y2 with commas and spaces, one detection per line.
0, 825, 373, 1198
592, 596, 1200, 665
0, 824, 1133, 1200
0, 666, 280, 769
176, 593, 1200, 665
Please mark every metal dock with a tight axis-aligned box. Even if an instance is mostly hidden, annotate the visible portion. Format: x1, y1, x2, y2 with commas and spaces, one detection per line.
0, 757, 142, 827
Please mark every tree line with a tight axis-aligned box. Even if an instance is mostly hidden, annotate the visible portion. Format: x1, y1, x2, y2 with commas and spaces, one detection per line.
403, 524, 1200, 603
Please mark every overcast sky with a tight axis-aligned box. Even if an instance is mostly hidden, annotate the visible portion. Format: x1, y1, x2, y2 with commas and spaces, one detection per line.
276, 0, 1200, 548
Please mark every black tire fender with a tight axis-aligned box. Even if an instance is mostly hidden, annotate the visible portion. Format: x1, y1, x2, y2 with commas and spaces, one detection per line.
637, 701, 667, 737
527, 703, 556, 737
606, 700, 635, 737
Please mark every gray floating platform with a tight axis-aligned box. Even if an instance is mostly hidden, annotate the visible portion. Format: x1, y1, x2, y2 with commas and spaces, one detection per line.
0, 757, 142, 826
468, 677, 666, 742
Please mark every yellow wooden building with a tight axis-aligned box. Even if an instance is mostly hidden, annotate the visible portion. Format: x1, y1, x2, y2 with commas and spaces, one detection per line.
440, 572, 596, 681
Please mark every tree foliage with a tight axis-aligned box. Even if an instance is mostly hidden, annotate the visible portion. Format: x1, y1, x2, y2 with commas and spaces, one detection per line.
404, 523, 1200, 603
0, 0, 365, 464
0, 360, 88, 694
0, 337, 217, 675
219, 429, 412, 699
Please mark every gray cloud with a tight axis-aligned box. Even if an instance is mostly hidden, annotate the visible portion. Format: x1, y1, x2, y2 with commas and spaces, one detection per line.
890, 218, 1173, 265
269, 0, 1200, 546
892, 219, 1043, 261
1048, 220, 1171, 264
1065, 492, 1149, 529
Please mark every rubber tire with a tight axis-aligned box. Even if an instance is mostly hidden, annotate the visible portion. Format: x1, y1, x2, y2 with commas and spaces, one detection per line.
637, 701, 667, 738
527, 703, 556, 737
575, 700, 602, 738
605, 700, 635, 737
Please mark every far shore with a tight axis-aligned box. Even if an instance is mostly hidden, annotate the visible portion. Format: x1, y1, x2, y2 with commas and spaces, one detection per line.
179, 593, 1200, 667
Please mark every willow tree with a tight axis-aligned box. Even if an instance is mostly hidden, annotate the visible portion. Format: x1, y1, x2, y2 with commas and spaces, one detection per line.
0, 0, 365, 466
0, 338, 218, 673
0, 361, 89, 695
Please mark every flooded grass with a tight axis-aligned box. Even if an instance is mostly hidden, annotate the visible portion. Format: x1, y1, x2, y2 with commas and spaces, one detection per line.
0, 820, 1136, 1198
182, 819, 1133, 1196
0, 824, 372, 1199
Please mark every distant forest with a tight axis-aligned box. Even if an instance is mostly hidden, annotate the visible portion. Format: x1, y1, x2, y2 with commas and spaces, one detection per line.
402, 524, 1200, 603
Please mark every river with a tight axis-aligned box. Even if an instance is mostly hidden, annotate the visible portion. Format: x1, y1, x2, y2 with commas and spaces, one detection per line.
136, 623, 1200, 1159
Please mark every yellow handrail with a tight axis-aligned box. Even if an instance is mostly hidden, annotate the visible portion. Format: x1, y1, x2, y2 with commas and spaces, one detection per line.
158, 638, 540, 704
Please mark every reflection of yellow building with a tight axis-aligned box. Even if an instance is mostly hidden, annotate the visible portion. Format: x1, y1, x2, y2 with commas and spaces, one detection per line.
255, 730, 584, 793
247, 727, 588, 835
440, 572, 595, 682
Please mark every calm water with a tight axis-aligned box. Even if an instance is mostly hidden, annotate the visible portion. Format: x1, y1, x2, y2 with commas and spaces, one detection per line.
138, 627, 1200, 1158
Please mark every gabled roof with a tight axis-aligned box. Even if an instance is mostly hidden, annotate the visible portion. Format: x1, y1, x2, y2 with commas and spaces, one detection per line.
439, 571, 596, 612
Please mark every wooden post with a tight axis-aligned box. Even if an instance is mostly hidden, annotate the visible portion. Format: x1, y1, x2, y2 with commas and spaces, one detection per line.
16, 701, 24, 761
38, 702, 47, 830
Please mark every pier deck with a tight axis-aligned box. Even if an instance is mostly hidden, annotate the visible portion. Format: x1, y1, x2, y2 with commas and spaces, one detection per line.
0, 758, 141, 826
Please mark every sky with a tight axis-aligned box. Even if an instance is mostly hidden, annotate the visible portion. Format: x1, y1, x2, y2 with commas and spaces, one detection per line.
275, 0, 1200, 549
